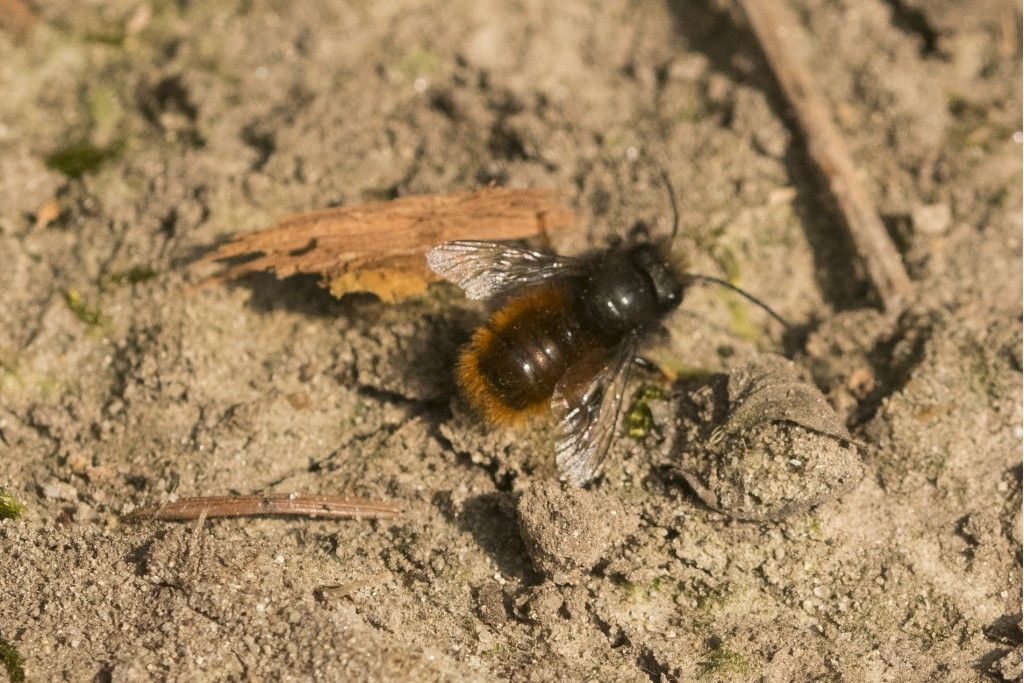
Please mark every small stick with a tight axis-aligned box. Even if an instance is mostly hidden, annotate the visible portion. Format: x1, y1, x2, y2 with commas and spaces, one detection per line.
736, 0, 913, 314
127, 494, 401, 522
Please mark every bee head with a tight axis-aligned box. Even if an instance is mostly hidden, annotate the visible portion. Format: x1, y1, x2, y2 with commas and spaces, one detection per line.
627, 242, 685, 313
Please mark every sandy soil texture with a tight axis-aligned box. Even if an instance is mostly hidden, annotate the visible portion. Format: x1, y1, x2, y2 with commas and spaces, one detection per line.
0, 1, 1021, 680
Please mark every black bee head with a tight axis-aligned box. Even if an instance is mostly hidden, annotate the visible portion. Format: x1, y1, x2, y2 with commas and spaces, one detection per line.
627, 242, 685, 313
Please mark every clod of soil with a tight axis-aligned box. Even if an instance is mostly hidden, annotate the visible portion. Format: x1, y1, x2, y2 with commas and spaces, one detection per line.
678, 356, 864, 520
516, 480, 638, 584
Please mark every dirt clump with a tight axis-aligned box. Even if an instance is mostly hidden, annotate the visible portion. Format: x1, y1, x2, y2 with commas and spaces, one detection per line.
676, 356, 864, 521
516, 480, 639, 584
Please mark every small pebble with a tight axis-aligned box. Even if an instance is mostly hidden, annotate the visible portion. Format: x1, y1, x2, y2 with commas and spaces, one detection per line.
41, 479, 78, 502
912, 203, 951, 236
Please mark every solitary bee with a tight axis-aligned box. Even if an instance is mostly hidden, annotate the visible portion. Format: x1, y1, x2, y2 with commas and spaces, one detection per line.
427, 180, 787, 485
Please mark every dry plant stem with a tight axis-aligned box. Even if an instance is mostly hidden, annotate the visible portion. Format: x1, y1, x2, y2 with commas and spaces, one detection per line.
737, 0, 913, 314
129, 494, 401, 522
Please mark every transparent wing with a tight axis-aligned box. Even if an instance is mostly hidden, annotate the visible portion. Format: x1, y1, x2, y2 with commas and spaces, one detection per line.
426, 240, 582, 300
552, 334, 639, 486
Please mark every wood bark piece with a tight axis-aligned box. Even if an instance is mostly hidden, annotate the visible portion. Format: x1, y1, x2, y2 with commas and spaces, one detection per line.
127, 494, 401, 522
737, 0, 913, 313
198, 187, 574, 302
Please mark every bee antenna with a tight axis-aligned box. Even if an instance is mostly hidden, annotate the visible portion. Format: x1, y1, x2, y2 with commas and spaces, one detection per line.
658, 169, 680, 242
685, 273, 793, 330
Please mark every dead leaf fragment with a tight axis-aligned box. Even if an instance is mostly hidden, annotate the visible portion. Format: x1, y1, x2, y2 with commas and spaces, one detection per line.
198, 187, 574, 302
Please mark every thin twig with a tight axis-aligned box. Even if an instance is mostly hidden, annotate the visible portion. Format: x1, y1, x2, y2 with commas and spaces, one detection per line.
127, 494, 401, 522
736, 0, 913, 314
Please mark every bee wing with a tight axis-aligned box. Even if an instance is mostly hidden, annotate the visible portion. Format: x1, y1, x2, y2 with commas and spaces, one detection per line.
426, 240, 582, 300
552, 333, 639, 486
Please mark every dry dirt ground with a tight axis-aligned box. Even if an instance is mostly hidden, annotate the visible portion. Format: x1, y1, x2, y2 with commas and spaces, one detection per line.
0, 1, 1021, 680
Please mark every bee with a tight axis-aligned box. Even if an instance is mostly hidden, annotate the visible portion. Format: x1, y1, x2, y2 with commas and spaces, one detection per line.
427, 178, 788, 486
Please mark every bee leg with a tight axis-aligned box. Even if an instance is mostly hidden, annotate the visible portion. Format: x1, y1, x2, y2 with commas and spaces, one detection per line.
633, 356, 678, 383
633, 356, 659, 373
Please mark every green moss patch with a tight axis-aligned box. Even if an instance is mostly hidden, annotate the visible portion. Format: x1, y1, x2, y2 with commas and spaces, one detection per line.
0, 637, 24, 683
625, 386, 666, 440
697, 645, 749, 680
45, 141, 123, 179
63, 288, 105, 327
0, 490, 24, 520
107, 266, 157, 286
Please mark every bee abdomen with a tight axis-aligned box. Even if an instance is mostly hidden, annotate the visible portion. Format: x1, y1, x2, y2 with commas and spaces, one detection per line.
480, 318, 575, 408
458, 285, 589, 423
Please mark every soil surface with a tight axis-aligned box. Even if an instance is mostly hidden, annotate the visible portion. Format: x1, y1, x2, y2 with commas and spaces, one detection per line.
1, 1, 1021, 681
